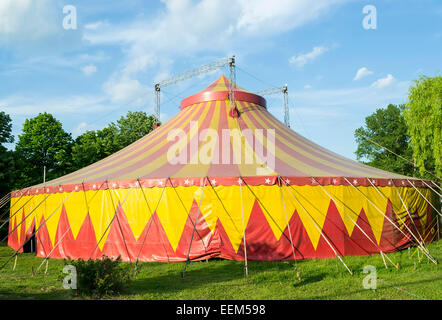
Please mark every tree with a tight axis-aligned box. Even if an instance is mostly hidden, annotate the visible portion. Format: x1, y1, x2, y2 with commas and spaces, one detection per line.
15, 112, 73, 187
71, 111, 158, 171
403, 75, 442, 179
71, 124, 119, 171
114, 111, 157, 150
0, 111, 16, 197
355, 104, 415, 176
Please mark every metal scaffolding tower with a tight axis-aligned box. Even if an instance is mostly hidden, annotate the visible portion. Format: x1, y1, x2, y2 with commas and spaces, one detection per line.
154, 56, 235, 123
256, 84, 290, 128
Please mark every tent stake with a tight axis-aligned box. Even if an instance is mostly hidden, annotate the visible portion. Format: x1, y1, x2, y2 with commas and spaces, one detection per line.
12, 254, 17, 271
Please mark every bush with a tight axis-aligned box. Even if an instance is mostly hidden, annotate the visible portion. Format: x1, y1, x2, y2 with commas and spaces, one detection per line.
64, 256, 132, 297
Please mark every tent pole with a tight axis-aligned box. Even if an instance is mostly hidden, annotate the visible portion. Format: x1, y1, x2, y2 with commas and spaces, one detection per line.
90, 185, 132, 260
370, 178, 428, 253
1, 187, 58, 243
388, 180, 428, 252
106, 185, 132, 262
0, 189, 73, 271
282, 180, 353, 275
0, 189, 36, 232
169, 178, 207, 253
344, 177, 438, 265
312, 177, 397, 269
420, 180, 442, 197
430, 181, 442, 192
36, 179, 105, 275
182, 177, 207, 279
136, 178, 169, 263
239, 177, 249, 281
277, 176, 301, 277
406, 179, 441, 217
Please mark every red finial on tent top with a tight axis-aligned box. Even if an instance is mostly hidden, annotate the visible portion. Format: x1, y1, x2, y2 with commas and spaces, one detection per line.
180, 75, 266, 110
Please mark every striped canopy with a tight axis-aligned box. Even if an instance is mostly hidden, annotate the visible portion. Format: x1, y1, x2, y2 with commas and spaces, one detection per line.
29, 75, 413, 193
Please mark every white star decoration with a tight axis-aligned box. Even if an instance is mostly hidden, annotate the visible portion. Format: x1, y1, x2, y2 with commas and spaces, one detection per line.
388, 181, 392, 185
184, 179, 190, 185
332, 178, 337, 185
265, 178, 271, 184
237, 178, 242, 185
158, 181, 164, 186
211, 179, 217, 185
353, 179, 358, 185
285, 178, 290, 185
401, 180, 405, 185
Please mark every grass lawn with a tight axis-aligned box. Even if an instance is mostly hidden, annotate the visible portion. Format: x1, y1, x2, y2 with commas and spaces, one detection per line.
0, 240, 440, 300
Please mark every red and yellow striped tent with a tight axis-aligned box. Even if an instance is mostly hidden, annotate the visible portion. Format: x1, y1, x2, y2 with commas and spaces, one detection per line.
8, 75, 440, 262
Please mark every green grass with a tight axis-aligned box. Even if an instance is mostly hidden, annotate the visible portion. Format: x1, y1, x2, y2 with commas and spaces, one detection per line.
0, 241, 441, 300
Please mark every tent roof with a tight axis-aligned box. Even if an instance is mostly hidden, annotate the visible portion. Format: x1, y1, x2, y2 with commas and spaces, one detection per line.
25, 75, 419, 193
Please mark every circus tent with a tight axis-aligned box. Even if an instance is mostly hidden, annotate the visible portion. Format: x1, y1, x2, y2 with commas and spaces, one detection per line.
6, 75, 440, 266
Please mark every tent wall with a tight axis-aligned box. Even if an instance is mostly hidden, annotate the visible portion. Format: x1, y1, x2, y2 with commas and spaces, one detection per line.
8, 184, 439, 262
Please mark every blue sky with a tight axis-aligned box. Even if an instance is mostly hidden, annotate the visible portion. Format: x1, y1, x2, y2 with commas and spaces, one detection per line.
0, 0, 441, 160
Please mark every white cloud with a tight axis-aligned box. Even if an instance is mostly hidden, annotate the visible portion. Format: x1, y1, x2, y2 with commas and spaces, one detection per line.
82, 0, 349, 105
0, 95, 109, 117
236, 0, 347, 35
371, 74, 396, 88
289, 46, 328, 67
103, 75, 151, 107
353, 67, 373, 80
82, 64, 97, 76
0, 0, 58, 41
304, 84, 312, 89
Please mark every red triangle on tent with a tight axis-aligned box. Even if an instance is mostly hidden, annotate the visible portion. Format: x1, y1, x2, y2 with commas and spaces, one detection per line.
101, 202, 137, 262
175, 200, 220, 261
71, 213, 101, 260
19, 210, 27, 252
51, 205, 76, 259
134, 211, 176, 262
216, 218, 238, 260
379, 199, 409, 253
35, 216, 53, 258
285, 209, 316, 260
236, 200, 293, 261
346, 208, 380, 256
315, 200, 348, 259
7, 216, 19, 251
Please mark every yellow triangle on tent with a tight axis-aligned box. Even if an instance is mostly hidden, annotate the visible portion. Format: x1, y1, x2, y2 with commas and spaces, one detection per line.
283, 185, 331, 250
200, 184, 255, 253
254, 185, 296, 241
63, 190, 88, 240
119, 188, 153, 241
43, 193, 67, 248
155, 185, 197, 252
88, 189, 116, 251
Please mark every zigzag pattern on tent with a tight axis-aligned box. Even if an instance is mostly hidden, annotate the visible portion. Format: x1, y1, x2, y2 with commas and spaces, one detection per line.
8, 184, 437, 262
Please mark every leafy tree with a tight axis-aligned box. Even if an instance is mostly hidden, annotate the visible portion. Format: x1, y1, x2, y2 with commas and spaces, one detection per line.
355, 104, 415, 176
71, 124, 119, 171
403, 75, 442, 179
114, 111, 157, 150
71, 111, 158, 170
0, 111, 16, 197
15, 112, 73, 187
